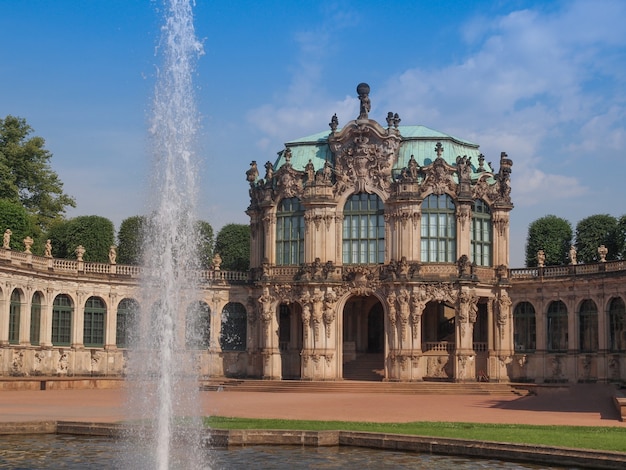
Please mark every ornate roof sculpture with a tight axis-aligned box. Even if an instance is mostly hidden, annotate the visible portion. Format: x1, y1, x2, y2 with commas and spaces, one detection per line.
246, 83, 512, 208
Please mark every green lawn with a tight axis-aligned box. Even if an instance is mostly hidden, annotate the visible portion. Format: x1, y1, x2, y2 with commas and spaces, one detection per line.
204, 417, 626, 453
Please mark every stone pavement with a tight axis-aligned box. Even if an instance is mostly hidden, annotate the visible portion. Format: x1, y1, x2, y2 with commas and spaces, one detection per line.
0, 383, 624, 427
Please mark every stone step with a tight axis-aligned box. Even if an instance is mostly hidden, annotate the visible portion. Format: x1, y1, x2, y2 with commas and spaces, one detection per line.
200, 379, 531, 396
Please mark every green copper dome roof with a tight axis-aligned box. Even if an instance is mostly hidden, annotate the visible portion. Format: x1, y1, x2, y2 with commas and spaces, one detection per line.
274, 124, 491, 175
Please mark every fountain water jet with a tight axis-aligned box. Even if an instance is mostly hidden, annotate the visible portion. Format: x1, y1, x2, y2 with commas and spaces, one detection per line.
125, 1, 204, 469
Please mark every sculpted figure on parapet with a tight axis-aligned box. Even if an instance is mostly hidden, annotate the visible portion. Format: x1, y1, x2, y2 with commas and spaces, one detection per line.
3, 229, 11, 249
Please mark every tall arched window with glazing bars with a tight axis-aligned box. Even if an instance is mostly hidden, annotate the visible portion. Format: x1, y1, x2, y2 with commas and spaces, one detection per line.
608, 297, 625, 352
578, 299, 598, 352
471, 199, 492, 266
9, 290, 21, 345
513, 301, 536, 352
342, 193, 385, 264
84, 296, 106, 348
276, 197, 305, 266
421, 194, 456, 262
547, 300, 568, 352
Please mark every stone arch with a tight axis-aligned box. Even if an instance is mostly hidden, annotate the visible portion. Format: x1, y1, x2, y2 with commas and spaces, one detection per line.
8, 288, 24, 344
52, 293, 74, 346
185, 300, 211, 350
278, 301, 302, 379
83, 296, 107, 348
341, 293, 385, 381
116, 298, 140, 349
220, 301, 247, 352
513, 301, 536, 352
546, 299, 568, 352
607, 296, 626, 352
577, 299, 598, 352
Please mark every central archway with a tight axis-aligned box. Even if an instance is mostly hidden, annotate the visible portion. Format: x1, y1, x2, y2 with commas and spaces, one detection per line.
342, 295, 384, 381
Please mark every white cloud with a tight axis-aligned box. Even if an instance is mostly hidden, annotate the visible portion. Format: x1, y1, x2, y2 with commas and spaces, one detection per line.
246, 0, 625, 214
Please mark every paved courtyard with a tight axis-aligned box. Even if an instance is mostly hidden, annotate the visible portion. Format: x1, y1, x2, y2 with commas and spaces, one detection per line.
0, 383, 623, 427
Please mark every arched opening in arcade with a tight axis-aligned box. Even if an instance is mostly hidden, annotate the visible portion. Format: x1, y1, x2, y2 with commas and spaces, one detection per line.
278, 302, 303, 379
421, 300, 455, 380
342, 295, 384, 381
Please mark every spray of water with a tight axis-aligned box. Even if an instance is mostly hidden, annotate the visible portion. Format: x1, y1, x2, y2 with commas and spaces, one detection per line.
125, 1, 204, 468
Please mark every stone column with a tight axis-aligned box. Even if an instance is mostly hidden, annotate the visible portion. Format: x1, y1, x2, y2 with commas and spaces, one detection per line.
0, 287, 9, 346
454, 289, 477, 381
39, 290, 53, 348
299, 289, 314, 379
258, 286, 281, 380
71, 291, 84, 349
19, 289, 32, 346
104, 295, 118, 350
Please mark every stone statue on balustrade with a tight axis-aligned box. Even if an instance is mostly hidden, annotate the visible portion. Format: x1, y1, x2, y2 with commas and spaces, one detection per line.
3, 229, 11, 249
212, 253, 222, 271
109, 245, 117, 264
537, 249, 545, 267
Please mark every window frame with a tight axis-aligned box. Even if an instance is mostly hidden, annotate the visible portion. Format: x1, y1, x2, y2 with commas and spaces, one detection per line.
471, 199, 492, 266
420, 194, 456, 263
342, 193, 385, 264
275, 197, 305, 266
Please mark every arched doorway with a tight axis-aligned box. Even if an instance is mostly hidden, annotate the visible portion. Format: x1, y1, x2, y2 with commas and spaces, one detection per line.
278, 303, 302, 379
421, 300, 455, 380
342, 295, 384, 381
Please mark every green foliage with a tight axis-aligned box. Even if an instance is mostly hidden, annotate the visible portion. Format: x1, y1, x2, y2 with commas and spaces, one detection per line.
574, 214, 621, 263
47, 215, 114, 262
196, 220, 214, 269
618, 215, 626, 259
0, 199, 37, 251
0, 115, 75, 231
116, 216, 213, 267
214, 223, 250, 271
525, 215, 572, 267
117, 216, 146, 265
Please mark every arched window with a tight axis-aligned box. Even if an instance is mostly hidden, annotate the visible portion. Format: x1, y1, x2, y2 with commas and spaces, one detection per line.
547, 300, 568, 352
342, 193, 385, 264
421, 194, 456, 262
116, 298, 139, 348
9, 290, 21, 344
30, 292, 42, 346
84, 297, 106, 347
578, 299, 598, 352
52, 294, 73, 346
220, 302, 247, 351
186, 301, 211, 349
471, 199, 492, 266
276, 197, 305, 265
608, 297, 625, 352
279, 303, 291, 351
513, 301, 536, 352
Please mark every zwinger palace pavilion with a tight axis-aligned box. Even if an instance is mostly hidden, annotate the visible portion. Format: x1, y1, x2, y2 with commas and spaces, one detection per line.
1, 84, 625, 384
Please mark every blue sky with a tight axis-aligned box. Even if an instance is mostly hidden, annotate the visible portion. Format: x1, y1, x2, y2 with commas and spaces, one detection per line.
2, 0, 625, 267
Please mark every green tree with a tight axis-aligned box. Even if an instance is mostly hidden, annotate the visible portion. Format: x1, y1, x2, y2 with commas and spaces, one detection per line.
525, 215, 572, 267
0, 115, 76, 231
575, 214, 620, 263
614, 214, 626, 260
0, 199, 37, 252
196, 220, 214, 269
214, 223, 250, 271
117, 215, 147, 265
47, 215, 114, 262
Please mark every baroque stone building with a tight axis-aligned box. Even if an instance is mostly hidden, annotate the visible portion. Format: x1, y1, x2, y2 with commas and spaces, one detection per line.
0, 83, 624, 384
245, 83, 515, 382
